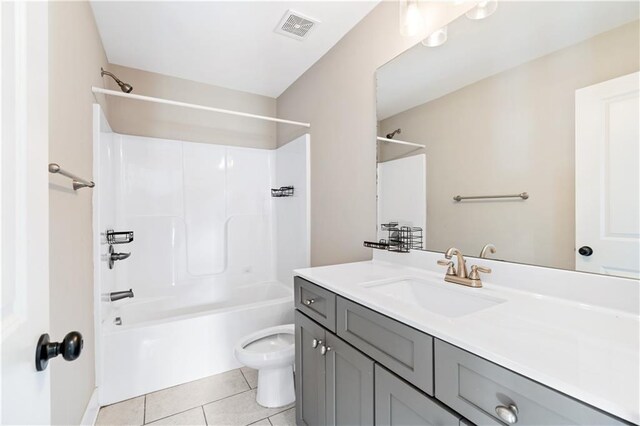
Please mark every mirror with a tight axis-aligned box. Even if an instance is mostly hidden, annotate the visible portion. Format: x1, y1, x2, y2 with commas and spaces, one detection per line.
376, 1, 639, 279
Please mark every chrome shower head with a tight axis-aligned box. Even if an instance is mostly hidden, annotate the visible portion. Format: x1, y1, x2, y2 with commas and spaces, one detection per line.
101, 67, 133, 93
386, 128, 401, 139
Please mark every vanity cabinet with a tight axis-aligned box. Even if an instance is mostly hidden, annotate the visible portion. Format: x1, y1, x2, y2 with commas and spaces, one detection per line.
294, 277, 629, 426
336, 296, 433, 395
294, 310, 374, 426
434, 340, 626, 426
375, 365, 461, 426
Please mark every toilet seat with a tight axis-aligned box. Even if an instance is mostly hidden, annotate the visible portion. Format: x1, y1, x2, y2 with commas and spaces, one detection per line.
234, 324, 295, 369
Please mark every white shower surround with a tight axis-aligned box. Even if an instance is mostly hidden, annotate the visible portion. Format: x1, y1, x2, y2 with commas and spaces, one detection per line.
92, 105, 309, 404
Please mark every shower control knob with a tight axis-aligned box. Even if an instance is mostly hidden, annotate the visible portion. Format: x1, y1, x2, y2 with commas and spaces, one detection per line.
35, 331, 83, 371
578, 246, 593, 256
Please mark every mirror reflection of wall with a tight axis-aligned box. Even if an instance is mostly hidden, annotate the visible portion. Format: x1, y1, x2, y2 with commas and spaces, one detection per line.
376, 1, 640, 278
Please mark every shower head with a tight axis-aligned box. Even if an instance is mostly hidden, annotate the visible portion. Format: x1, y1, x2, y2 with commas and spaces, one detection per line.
386, 128, 401, 139
101, 67, 133, 93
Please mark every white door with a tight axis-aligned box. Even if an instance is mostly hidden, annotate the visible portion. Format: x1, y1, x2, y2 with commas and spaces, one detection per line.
1, 2, 51, 424
575, 72, 640, 279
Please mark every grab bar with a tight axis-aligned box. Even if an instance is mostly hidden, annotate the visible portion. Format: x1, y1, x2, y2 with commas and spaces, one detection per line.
48, 163, 95, 190
453, 192, 528, 202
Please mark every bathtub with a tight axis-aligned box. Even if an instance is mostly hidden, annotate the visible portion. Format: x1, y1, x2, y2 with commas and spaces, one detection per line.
99, 281, 294, 405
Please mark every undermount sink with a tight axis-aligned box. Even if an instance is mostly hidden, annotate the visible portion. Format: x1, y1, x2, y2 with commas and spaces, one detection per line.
361, 277, 505, 318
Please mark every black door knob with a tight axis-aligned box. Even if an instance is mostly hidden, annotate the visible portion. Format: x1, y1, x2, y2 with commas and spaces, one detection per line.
578, 246, 593, 256
35, 331, 83, 371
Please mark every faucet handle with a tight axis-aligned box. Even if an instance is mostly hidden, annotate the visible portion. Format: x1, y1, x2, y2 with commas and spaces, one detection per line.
469, 265, 491, 280
437, 259, 456, 276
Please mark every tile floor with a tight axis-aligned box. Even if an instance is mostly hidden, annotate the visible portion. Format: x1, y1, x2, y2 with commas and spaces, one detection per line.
95, 367, 295, 426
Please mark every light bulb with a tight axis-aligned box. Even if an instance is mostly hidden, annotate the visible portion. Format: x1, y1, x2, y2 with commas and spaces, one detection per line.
466, 0, 498, 20
399, 0, 425, 37
421, 26, 448, 47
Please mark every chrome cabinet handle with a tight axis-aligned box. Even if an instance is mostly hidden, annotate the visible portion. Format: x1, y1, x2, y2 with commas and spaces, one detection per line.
311, 339, 322, 348
304, 298, 315, 305
320, 345, 331, 356
495, 404, 518, 424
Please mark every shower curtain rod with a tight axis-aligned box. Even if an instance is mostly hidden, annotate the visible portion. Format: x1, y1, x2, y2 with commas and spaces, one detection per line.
92, 87, 311, 128
376, 136, 424, 149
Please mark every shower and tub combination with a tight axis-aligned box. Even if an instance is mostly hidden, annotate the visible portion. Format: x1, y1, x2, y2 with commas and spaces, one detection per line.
92, 103, 310, 405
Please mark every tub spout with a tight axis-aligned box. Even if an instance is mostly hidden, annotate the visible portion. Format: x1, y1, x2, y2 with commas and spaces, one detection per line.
110, 289, 134, 302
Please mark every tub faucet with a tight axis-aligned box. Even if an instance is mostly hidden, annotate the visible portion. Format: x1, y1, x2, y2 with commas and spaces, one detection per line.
437, 248, 491, 288
110, 289, 134, 301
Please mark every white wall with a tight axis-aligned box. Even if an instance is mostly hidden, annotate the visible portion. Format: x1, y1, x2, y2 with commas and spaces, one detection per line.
275, 135, 311, 286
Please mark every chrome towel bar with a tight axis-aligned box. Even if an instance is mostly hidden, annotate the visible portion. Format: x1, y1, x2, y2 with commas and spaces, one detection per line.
453, 192, 528, 202
48, 163, 95, 190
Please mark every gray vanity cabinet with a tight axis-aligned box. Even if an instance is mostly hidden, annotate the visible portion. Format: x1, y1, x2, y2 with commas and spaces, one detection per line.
375, 365, 461, 426
434, 340, 628, 426
295, 310, 374, 426
295, 277, 627, 426
295, 311, 327, 426
325, 332, 374, 425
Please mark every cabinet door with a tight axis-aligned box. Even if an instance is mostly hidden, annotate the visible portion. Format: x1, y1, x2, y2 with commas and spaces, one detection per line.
375, 365, 460, 426
325, 333, 374, 426
295, 311, 327, 426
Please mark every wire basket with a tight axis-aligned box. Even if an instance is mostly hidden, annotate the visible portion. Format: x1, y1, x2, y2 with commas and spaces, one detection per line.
271, 186, 294, 197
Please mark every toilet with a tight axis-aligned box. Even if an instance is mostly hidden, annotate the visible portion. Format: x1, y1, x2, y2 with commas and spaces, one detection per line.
234, 324, 295, 408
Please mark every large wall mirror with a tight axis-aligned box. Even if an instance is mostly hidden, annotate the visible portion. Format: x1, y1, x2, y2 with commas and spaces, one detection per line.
376, 1, 639, 279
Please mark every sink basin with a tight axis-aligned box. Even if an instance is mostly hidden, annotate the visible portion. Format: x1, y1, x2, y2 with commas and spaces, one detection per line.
362, 277, 505, 318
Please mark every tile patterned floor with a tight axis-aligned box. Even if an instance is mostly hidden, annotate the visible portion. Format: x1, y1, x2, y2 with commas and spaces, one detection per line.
95, 368, 295, 426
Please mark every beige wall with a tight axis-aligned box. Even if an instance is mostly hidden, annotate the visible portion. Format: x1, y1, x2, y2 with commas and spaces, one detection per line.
49, 2, 110, 424
276, 1, 473, 267
379, 21, 640, 270
104, 64, 277, 149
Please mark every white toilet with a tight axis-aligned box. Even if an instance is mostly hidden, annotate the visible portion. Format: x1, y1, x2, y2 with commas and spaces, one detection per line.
234, 324, 295, 408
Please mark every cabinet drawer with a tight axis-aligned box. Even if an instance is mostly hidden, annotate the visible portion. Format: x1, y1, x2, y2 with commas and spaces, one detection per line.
375, 365, 460, 426
295, 277, 337, 332
434, 340, 627, 426
336, 296, 434, 395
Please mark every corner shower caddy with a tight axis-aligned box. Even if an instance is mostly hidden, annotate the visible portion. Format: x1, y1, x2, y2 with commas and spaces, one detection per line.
365, 222, 423, 253
271, 186, 294, 197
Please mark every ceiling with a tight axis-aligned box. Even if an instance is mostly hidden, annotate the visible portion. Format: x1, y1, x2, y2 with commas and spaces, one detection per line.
91, 1, 379, 98
377, 1, 640, 120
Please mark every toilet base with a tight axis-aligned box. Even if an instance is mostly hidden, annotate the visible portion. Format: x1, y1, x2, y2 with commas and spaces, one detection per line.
256, 365, 295, 408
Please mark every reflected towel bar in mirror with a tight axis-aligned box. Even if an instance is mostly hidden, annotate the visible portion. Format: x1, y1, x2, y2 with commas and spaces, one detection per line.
48, 163, 95, 190
453, 192, 528, 202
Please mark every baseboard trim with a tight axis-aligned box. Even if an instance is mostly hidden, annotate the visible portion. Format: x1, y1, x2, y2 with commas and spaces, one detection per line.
80, 388, 100, 426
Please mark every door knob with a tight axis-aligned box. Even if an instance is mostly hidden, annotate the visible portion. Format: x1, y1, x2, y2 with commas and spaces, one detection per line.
35, 331, 83, 371
578, 246, 593, 256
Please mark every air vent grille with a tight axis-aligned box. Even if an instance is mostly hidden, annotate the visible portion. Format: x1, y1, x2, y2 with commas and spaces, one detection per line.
275, 10, 319, 40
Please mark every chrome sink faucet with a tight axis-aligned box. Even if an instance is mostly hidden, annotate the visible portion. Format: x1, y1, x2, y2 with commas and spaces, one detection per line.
437, 247, 491, 288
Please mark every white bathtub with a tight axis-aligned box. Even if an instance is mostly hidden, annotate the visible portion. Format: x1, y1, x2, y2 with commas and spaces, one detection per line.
99, 281, 294, 405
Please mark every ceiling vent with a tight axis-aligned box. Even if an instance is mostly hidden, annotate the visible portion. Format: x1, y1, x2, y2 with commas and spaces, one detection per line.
275, 9, 319, 40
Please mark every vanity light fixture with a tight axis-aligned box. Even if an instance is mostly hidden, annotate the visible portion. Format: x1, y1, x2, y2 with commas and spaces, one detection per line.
465, 0, 498, 20
421, 26, 448, 47
399, 0, 424, 37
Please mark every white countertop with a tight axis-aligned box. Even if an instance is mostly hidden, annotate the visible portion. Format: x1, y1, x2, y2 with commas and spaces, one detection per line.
294, 256, 640, 424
